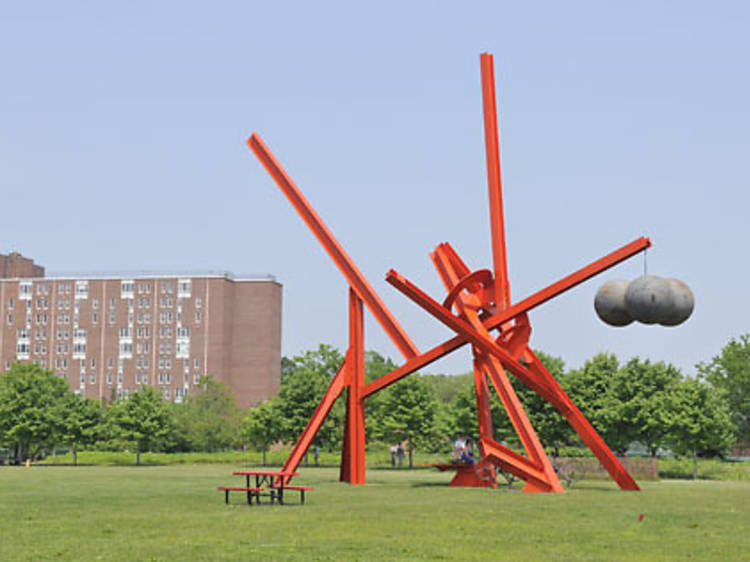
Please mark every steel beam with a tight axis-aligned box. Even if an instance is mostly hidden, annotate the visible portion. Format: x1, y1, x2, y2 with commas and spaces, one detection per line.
247, 133, 419, 360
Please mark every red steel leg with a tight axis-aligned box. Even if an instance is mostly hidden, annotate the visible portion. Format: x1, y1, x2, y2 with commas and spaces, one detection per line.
477, 353, 563, 492
472, 357, 494, 449
522, 348, 640, 491
281, 363, 346, 483
340, 288, 366, 484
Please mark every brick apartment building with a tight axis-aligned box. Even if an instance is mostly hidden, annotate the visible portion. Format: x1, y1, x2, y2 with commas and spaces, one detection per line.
0, 253, 281, 408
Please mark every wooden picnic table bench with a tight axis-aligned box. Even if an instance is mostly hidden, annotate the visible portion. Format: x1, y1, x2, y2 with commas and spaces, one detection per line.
217, 486, 265, 505
273, 484, 315, 505
223, 470, 312, 505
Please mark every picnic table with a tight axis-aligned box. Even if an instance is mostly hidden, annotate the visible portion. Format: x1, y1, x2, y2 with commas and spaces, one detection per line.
230, 470, 312, 505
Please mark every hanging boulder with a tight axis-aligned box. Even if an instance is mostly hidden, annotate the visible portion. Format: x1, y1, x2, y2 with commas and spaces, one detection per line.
624, 275, 673, 325
594, 280, 634, 326
661, 278, 694, 326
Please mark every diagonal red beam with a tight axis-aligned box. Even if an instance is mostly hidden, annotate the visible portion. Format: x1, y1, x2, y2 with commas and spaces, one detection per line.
281, 362, 347, 483
480, 438, 553, 491
480, 52, 511, 312
247, 133, 419, 360
363, 237, 651, 397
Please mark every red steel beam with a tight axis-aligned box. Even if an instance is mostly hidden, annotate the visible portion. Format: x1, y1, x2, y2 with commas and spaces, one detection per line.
480, 52, 511, 311
281, 362, 346, 482
363, 237, 650, 397
340, 288, 366, 484
247, 133, 419, 360
480, 438, 553, 491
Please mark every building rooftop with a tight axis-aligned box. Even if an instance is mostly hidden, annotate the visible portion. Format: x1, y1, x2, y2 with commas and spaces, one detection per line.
1, 270, 278, 283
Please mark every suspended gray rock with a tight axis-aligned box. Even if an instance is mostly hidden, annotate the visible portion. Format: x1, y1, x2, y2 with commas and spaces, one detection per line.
624, 275, 673, 325
594, 280, 634, 326
661, 278, 694, 326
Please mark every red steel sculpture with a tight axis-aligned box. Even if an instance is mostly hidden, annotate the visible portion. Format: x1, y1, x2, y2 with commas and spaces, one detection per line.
247, 53, 649, 492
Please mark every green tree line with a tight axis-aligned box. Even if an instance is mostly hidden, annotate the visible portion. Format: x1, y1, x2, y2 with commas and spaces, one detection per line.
1, 336, 748, 470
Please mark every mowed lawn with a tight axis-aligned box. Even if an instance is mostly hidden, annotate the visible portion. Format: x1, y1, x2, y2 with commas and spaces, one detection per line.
1, 465, 749, 561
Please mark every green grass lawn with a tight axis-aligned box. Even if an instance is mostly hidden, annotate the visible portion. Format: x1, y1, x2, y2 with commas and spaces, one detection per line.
1, 465, 749, 561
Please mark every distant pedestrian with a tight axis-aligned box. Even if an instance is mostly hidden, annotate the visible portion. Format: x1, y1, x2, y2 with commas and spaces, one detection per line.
396, 442, 405, 468
390, 444, 398, 468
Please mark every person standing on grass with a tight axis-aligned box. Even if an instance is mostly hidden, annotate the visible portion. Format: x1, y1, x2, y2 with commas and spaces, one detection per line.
396, 441, 405, 468
390, 444, 397, 467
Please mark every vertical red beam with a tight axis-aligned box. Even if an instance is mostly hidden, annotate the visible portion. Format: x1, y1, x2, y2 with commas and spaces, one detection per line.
471, 357, 494, 455
340, 288, 366, 484
247, 133, 419, 360
480, 53, 510, 311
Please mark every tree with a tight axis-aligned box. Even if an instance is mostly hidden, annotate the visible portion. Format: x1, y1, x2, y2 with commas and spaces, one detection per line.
610, 358, 683, 457
697, 334, 750, 446
0, 363, 70, 463
277, 345, 345, 450
109, 387, 174, 465
668, 378, 735, 479
61, 394, 103, 466
377, 375, 439, 468
173, 376, 239, 452
566, 353, 628, 454
241, 399, 283, 466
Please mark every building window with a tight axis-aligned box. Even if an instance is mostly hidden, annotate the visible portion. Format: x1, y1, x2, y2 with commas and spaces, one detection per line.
107, 371, 112, 385
73, 342, 87, 358
75, 281, 89, 300
178, 279, 191, 298
121, 280, 135, 299
16, 342, 30, 359
19, 281, 32, 300
119, 341, 133, 358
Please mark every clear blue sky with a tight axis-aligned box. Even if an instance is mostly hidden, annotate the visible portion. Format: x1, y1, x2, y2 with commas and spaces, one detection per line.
2, 1, 748, 376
